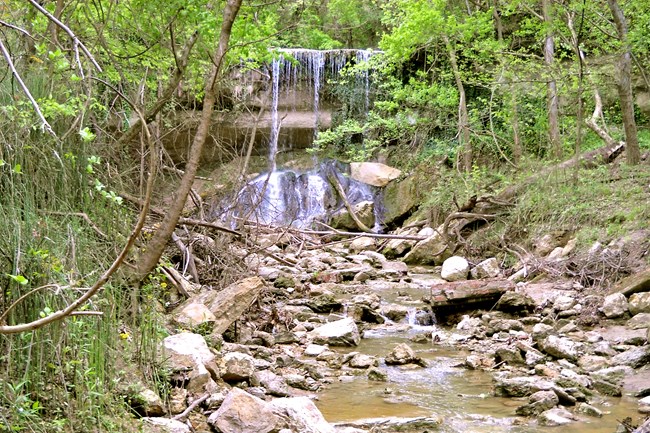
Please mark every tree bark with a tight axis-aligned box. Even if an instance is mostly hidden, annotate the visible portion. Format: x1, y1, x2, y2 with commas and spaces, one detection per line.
444, 35, 472, 172
132, 0, 243, 282
542, 0, 561, 159
607, 0, 641, 165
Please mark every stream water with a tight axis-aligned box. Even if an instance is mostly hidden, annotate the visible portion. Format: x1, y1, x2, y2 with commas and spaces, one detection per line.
313, 273, 639, 433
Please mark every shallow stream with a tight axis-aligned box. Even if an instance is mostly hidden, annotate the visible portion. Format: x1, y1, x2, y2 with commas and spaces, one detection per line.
314, 272, 639, 432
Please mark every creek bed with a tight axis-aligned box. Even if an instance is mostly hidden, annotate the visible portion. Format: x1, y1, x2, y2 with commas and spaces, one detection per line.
315, 326, 638, 433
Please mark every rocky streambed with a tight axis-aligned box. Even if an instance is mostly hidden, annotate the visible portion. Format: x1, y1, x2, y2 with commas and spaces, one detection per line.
135, 233, 650, 433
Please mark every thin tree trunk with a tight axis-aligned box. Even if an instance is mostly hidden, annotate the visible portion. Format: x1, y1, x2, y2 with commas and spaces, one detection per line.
444, 35, 472, 172
542, 0, 561, 159
607, 0, 641, 165
132, 0, 243, 282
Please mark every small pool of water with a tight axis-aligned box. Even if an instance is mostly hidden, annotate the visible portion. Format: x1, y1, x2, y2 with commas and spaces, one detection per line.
315, 326, 639, 433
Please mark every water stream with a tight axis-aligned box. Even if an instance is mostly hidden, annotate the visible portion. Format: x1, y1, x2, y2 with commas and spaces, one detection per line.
313, 273, 639, 433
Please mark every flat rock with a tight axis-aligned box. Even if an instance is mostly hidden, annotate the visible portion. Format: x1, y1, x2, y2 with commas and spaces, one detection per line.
270, 396, 335, 433
142, 417, 191, 433
470, 257, 501, 279
310, 318, 361, 347
429, 280, 514, 315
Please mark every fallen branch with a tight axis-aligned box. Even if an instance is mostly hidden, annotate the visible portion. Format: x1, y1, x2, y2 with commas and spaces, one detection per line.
172, 393, 209, 421
41, 211, 107, 238
326, 171, 373, 233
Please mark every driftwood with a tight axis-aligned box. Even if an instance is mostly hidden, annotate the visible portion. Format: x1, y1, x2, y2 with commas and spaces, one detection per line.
326, 171, 373, 233
427, 279, 515, 316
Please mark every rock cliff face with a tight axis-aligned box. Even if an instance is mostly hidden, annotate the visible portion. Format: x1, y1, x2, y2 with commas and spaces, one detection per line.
164, 49, 378, 167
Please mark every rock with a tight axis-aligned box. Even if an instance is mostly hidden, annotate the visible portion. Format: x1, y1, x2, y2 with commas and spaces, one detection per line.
385, 343, 426, 367
628, 313, 650, 329
270, 396, 335, 433
553, 295, 576, 311
350, 237, 377, 253
440, 256, 470, 282
367, 366, 388, 381
601, 293, 629, 318
576, 402, 603, 417
379, 303, 410, 322
486, 318, 524, 335
142, 418, 191, 433
590, 365, 634, 384
381, 260, 408, 276
310, 318, 361, 346
220, 352, 256, 382
495, 346, 525, 365
532, 323, 554, 341
515, 390, 559, 416
133, 388, 165, 416
577, 355, 609, 372
403, 230, 450, 265
304, 344, 329, 357
494, 291, 536, 314
465, 354, 495, 369
611, 346, 650, 368
382, 176, 421, 226
494, 376, 555, 397
630, 293, 650, 315
162, 333, 218, 393
251, 370, 290, 397
169, 387, 188, 415
538, 408, 575, 426
176, 276, 265, 335
613, 266, 650, 297
348, 353, 378, 369
330, 201, 374, 231
592, 379, 622, 396
305, 294, 343, 313
538, 336, 581, 361
470, 258, 501, 279
173, 302, 216, 328
350, 162, 401, 187
207, 388, 279, 433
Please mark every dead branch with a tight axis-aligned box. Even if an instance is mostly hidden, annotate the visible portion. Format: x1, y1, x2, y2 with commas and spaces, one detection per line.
326, 171, 373, 233
172, 393, 209, 421
41, 211, 107, 238
171, 232, 200, 284
0, 37, 54, 135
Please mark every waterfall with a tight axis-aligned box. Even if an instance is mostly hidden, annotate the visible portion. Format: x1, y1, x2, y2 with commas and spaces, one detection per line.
269, 57, 282, 172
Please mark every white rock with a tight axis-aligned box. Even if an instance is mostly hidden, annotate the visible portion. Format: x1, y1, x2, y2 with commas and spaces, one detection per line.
208, 388, 279, 433
162, 333, 217, 393
173, 303, 216, 327
304, 344, 329, 357
270, 396, 335, 433
310, 318, 361, 346
440, 256, 470, 282
350, 162, 401, 187
600, 293, 628, 318
350, 237, 377, 253
142, 417, 191, 433
470, 257, 500, 279
220, 352, 256, 382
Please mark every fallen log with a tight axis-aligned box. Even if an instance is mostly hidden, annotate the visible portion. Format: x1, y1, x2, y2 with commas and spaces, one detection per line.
427, 279, 515, 317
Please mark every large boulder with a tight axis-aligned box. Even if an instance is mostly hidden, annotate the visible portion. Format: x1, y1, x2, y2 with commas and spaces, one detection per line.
310, 318, 361, 346
162, 333, 218, 393
270, 397, 335, 433
350, 162, 401, 187
329, 201, 375, 231
403, 230, 450, 265
174, 277, 265, 335
173, 302, 216, 328
207, 388, 279, 433
382, 176, 421, 226
441, 256, 470, 282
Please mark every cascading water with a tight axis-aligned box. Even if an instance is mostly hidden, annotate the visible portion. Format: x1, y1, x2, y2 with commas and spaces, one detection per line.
225, 49, 384, 229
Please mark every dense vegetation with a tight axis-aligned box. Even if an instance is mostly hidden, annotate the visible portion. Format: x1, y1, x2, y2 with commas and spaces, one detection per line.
0, 0, 648, 431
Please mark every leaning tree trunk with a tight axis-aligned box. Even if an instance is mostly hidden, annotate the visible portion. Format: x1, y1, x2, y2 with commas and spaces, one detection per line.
131, 0, 243, 282
607, 0, 641, 165
542, 0, 561, 159
444, 35, 472, 172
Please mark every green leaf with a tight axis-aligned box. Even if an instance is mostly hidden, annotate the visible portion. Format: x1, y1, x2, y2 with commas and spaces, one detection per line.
6, 274, 28, 285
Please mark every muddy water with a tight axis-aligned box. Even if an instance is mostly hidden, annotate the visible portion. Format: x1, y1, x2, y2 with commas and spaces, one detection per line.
315, 324, 639, 433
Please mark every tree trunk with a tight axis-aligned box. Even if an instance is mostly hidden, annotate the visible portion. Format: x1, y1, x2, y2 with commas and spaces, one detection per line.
444, 36, 472, 172
511, 90, 522, 164
131, 0, 243, 282
607, 0, 641, 165
542, 0, 561, 159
